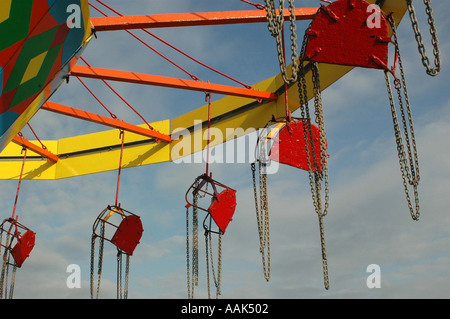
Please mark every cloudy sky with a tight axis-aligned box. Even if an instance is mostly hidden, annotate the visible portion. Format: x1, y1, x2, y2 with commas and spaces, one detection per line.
3, 0, 449, 299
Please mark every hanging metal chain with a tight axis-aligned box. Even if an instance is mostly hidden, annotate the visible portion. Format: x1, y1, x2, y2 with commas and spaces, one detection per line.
265, 0, 299, 84
192, 189, 199, 288
186, 202, 192, 298
251, 158, 271, 281
385, 17, 421, 221
8, 265, 16, 299
296, 27, 330, 289
124, 254, 130, 299
117, 251, 122, 299
406, 0, 440, 76
205, 230, 222, 299
90, 223, 105, 299
186, 183, 201, 299
0, 232, 12, 299
116, 250, 130, 299
311, 63, 330, 217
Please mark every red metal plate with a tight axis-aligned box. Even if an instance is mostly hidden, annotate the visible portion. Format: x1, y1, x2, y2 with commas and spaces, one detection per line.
208, 189, 237, 234
269, 121, 326, 173
11, 230, 36, 268
111, 215, 143, 255
304, 0, 390, 70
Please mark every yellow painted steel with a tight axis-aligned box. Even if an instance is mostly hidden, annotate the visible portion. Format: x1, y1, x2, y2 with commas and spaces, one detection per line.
0, 119, 170, 180
0, 0, 407, 180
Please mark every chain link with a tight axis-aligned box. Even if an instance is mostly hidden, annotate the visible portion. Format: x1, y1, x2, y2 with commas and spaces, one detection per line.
8, 265, 16, 299
265, 0, 299, 84
0, 232, 12, 299
385, 16, 421, 221
90, 223, 105, 299
192, 190, 199, 287
297, 27, 330, 289
117, 251, 122, 299
116, 250, 130, 299
406, 0, 440, 76
186, 203, 191, 298
186, 182, 200, 299
187, 183, 223, 299
205, 231, 222, 299
251, 158, 271, 281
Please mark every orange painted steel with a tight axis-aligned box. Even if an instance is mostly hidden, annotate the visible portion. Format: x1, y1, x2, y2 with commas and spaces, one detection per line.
12, 135, 59, 163
70, 65, 278, 101
91, 8, 319, 31
41, 101, 171, 143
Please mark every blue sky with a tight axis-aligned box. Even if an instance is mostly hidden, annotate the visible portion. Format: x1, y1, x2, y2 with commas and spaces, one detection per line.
3, 0, 450, 299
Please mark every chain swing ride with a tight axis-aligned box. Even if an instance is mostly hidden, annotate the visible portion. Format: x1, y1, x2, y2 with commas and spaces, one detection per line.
0, 140, 36, 299
185, 93, 237, 299
0, 0, 442, 298
90, 128, 144, 299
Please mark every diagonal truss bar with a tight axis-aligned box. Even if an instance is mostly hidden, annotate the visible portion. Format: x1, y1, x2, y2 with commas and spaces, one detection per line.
12, 135, 59, 163
70, 65, 278, 101
41, 101, 172, 143
91, 8, 319, 31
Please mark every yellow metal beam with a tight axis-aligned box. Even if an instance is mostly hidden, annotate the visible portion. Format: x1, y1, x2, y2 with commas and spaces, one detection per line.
0, 119, 170, 180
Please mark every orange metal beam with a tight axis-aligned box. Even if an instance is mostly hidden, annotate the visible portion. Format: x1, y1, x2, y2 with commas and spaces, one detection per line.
70, 65, 278, 101
91, 8, 318, 31
41, 101, 172, 143
12, 135, 59, 163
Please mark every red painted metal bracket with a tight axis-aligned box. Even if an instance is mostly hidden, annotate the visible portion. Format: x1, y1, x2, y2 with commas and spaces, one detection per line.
208, 188, 237, 234
91, 8, 319, 31
41, 101, 171, 142
12, 135, 59, 163
304, 0, 391, 70
70, 65, 278, 101
111, 215, 143, 256
11, 230, 36, 268
269, 120, 326, 173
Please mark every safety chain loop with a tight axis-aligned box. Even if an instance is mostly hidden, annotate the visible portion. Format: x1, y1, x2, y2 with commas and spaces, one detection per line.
265, 0, 299, 85
296, 26, 330, 289
406, 0, 441, 76
186, 179, 222, 299
385, 16, 421, 221
251, 158, 271, 281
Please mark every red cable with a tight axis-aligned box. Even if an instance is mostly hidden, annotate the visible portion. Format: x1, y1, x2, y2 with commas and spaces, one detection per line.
89, 2, 200, 81
115, 130, 125, 207
11, 145, 27, 220
76, 75, 118, 119
240, 0, 265, 10
27, 123, 47, 150
94, 0, 251, 89
80, 57, 155, 131
205, 93, 212, 176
